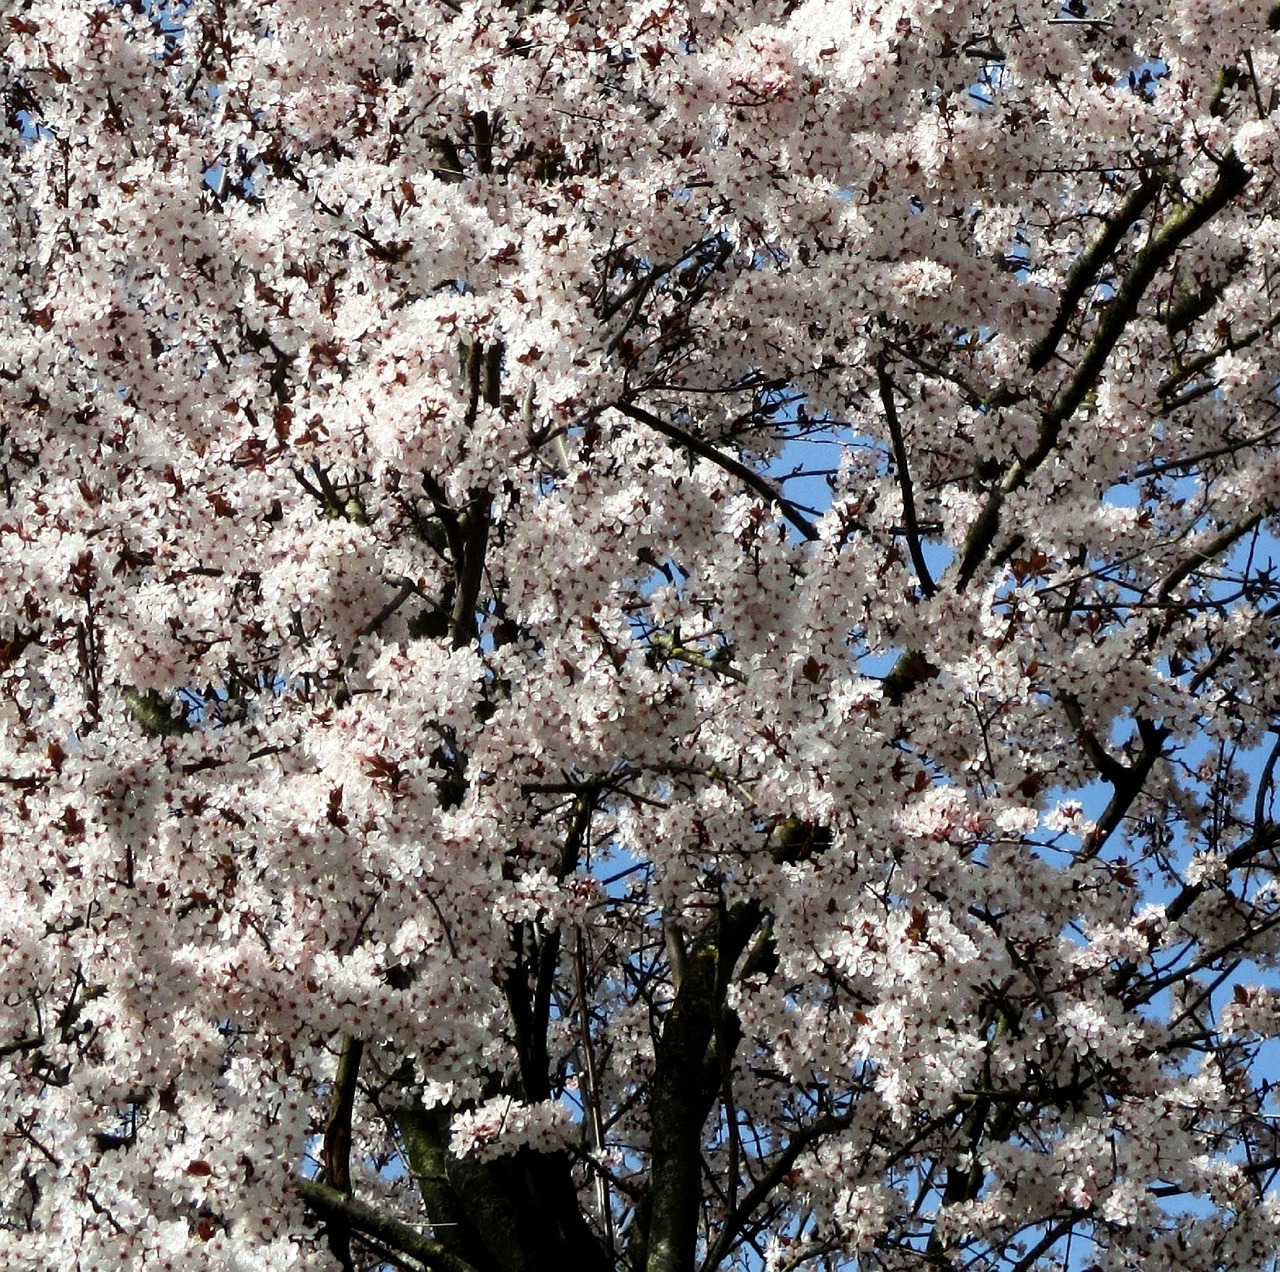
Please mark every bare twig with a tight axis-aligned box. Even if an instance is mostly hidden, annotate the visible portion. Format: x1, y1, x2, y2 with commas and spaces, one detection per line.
701, 1113, 852, 1271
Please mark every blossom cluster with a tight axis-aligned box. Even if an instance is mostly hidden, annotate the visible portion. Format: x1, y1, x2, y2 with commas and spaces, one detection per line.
2, 1, 1280, 1270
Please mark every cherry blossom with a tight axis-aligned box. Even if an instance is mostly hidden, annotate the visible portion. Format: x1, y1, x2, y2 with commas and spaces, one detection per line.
3, 1, 1280, 1270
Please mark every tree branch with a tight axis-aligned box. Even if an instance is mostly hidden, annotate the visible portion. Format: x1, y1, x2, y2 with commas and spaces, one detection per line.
320, 1034, 364, 1269
648, 632, 748, 683
1079, 717, 1169, 861
876, 355, 935, 598
957, 153, 1251, 589
394, 1101, 495, 1272
1158, 310, 1280, 405
1038, 154, 1250, 452
613, 401, 819, 542
573, 928, 614, 1250
1029, 175, 1160, 373
297, 1178, 484, 1272
644, 900, 762, 1272
701, 1113, 851, 1271
1155, 511, 1263, 605
450, 493, 491, 649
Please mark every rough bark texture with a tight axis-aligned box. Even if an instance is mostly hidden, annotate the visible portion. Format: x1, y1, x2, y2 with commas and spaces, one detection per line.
643, 903, 762, 1272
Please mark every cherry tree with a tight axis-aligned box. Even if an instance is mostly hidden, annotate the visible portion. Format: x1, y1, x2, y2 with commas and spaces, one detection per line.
5, 0, 1280, 1269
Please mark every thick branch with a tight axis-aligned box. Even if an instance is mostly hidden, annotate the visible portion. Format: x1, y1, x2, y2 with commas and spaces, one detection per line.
396, 1097, 610, 1272
450, 494, 491, 649
1079, 717, 1169, 861
320, 1034, 364, 1268
1058, 692, 1129, 786
322, 1035, 364, 1191
508, 795, 593, 1103
644, 901, 762, 1272
1040, 155, 1249, 449
394, 1102, 494, 1272
297, 1178, 483, 1272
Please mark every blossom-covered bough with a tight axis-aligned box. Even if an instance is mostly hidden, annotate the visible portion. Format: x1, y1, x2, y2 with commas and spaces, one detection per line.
4, 1, 1280, 1269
